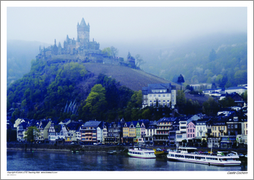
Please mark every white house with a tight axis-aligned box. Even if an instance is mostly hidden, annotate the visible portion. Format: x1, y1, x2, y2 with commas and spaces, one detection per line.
17, 122, 27, 142
142, 83, 176, 109
195, 120, 208, 138
97, 126, 103, 143
225, 86, 247, 95
48, 122, 57, 142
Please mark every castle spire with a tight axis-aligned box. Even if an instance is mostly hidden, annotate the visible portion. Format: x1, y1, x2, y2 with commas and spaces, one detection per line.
80, 18, 86, 26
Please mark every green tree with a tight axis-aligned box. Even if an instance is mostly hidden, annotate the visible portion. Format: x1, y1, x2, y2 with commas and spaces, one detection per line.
82, 84, 107, 120
234, 70, 247, 85
141, 108, 152, 119
176, 90, 186, 114
24, 126, 39, 142
202, 97, 220, 115
242, 90, 247, 103
219, 97, 236, 108
102, 47, 112, 56
110, 46, 118, 58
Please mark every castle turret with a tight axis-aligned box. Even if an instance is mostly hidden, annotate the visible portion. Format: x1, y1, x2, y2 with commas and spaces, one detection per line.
77, 18, 90, 46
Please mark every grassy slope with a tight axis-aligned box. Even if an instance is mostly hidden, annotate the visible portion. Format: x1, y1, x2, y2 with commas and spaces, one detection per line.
84, 63, 180, 91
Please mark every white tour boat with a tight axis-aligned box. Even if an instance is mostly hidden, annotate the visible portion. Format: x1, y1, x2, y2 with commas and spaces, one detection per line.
128, 147, 156, 159
167, 147, 241, 166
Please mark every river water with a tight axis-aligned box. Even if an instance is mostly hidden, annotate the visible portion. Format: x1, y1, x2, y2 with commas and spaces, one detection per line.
7, 150, 247, 172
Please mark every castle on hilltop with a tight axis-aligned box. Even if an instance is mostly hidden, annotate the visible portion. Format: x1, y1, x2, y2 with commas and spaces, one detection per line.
36, 18, 136, 68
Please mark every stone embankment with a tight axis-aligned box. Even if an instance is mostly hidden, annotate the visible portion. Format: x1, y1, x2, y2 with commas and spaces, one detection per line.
7, 143, 129, 153
7, 142, 247, 155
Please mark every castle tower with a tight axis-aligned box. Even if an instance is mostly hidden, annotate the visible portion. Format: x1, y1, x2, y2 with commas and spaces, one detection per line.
77, 18, 90, 46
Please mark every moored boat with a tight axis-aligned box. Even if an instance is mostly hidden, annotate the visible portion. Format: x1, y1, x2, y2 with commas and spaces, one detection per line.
107, 150, 117, 155
167, 147, 241, 166
153, 148, 168, 157
128, 147, 156, 159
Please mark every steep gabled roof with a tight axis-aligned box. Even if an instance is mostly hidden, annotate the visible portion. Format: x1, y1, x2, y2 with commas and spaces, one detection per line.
67, 122, 82, 131
124, 122, 131, 127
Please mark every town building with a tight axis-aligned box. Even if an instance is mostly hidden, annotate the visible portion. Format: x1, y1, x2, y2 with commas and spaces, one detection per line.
104, 122, 122, 145
48, 121, 58, 142
38, 120, 51, 141
17, 122, 27, 142
190, 83, 212, 91
80, 120, 102, 145
143, 121, 157, 146
187, 121, 196, 139
225, 86, 247, 95
142, 83, 176, 109
210, 120, 227, 137
154, 117, 176, 146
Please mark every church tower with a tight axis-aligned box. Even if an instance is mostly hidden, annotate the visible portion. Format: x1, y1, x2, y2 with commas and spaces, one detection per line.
77, 18, 90, 47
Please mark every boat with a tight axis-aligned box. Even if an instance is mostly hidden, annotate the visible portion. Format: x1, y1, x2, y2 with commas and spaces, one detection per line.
153, 148, 168, 157
167, 147, 241, 166
107, 150, 117, 155
128, 147, 156, 159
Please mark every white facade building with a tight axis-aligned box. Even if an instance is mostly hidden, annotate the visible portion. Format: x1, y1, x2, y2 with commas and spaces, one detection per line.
225, 87, 247, 95
142, 83, 176, 109
195, 121, 208, 138
97, 127, 103, 143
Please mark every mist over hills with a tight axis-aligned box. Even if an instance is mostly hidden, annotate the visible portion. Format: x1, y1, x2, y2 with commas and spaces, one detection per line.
108, 32, 247, 87
7, 32, 247, 89
7, 40, 50, 86
6, 32, 247, 121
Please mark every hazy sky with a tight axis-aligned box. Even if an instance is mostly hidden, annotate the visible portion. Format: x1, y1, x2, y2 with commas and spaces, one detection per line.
5, 2, 249, 49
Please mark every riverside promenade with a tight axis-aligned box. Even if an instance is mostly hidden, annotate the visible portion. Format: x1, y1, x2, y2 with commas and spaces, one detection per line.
7, 142, 247, 155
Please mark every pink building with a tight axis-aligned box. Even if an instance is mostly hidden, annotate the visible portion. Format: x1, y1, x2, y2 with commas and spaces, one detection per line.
187, 121, 196, 139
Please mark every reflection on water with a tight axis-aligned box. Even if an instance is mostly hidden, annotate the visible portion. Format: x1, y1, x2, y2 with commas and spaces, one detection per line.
7, 151, 246, 171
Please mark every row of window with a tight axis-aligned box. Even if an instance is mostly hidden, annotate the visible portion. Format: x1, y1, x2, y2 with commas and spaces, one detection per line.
149, 103, 171, 107
150, 100, 170, 102
187, 129, 195, 133
187, 134, 195, 138
149, 93, 169, 97
213, 126, 226, 130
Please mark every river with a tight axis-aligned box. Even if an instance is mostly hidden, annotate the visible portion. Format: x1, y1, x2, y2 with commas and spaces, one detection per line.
7, 150, 247, 172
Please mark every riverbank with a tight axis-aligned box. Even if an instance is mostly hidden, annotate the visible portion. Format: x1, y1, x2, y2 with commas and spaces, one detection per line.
7, 142, 247, 155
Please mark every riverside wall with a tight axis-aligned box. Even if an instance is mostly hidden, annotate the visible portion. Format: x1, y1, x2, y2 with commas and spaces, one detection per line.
7, 142, 247, 155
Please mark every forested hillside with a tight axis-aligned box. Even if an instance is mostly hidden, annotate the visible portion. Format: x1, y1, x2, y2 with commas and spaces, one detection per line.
141, 32, 247, 88
7, 60, 177, 122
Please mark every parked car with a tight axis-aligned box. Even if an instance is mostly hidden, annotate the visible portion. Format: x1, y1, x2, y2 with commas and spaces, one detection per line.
93, 143, 98, 145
